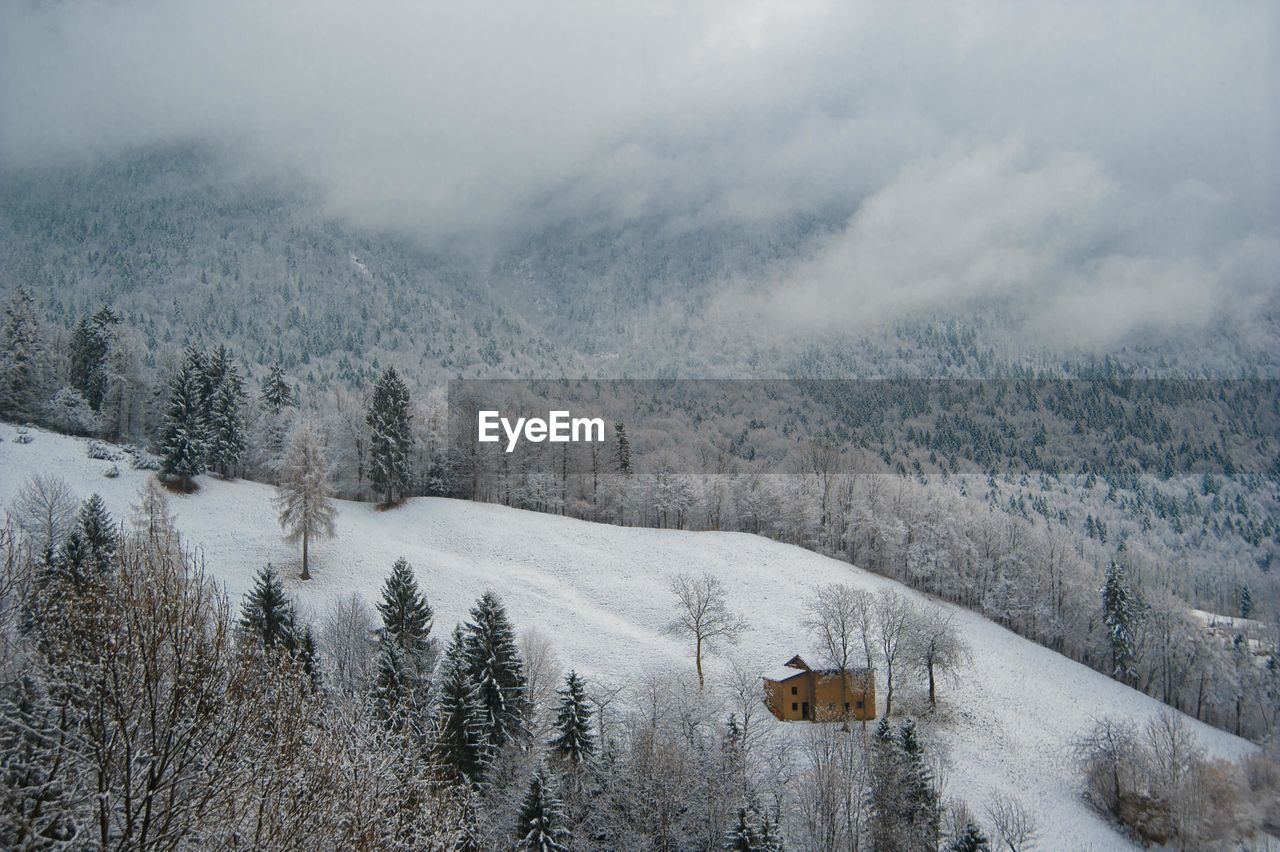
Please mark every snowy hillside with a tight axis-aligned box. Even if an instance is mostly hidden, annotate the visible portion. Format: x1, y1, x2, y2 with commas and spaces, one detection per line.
0, 424, 1257, 849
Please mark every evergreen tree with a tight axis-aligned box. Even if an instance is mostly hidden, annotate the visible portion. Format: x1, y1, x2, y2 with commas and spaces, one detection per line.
377, 557, 434, 653
373, 637, 411, 727
68, 310, 115, 412
432, 626, 489, 784
463, 591, 528, 751
205, 361, 247, 476
1101, 561, 1141, 682
897, 719, 941, 848
76, 494, 117, 576
260, 362, 295, 413
515, 767, 570, 852
274, 423, 336, 580
239, 564, 296, 651
0, 286, 50, 421
366, 367, 413, 505
373, 558, 435, 724
549, 670, 595, 765
159, 350, 209, 489
948, 822, 992, 852
1241, 585, 1253, 620
612, 421, 632, 475
723, 807, 762, 851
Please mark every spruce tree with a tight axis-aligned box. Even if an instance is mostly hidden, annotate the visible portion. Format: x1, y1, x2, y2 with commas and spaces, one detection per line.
464, 591, 527, 751
373, 637, 411, 727
159, 350, 209, 489
367, 367, 413, 505
0, 286, 50, 421
723, 807, 761, 851
612, 421, 632, 475
239, 564, 296, 651
948, 822, 992, 852
432, 626, 489, 784
515, 767, 570, 852
1101, 561, 1141, 682
76, 494, 117, 576
1241, 585, 1253, 620
377, 557, 434, 653
549, 670, 595, 765
897, 719, 940, 848
260, 362, 295, 413
205, 362, 247, 477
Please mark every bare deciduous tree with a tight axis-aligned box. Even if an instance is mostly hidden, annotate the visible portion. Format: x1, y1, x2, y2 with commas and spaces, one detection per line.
664, 571, 746, 689
806, 583, 875, 724
911, 603, 972, 708
520, 627, 562, 736
13, 474, 76, 556
320, 592, 377, 697
874, 589, 913, 717
985, 793, 1039, 851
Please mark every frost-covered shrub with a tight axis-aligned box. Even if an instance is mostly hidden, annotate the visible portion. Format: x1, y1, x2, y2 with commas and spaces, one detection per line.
125, 445, 161, 471
88, 440, 124, 461
44, 387, 101, 436
14, 426, 33, 444
104, 464, 121, 478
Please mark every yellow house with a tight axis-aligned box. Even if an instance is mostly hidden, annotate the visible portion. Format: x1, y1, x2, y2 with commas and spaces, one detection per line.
763, 655, 876, 722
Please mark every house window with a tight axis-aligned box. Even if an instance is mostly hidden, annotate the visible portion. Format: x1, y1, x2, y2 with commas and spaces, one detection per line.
791, 702, 798, 712
844, 702, 850, 711
791, 686, 798, 695
856, 700, 864, 709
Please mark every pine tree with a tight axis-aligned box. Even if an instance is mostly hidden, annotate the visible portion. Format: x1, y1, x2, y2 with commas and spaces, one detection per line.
549, 670, 595, 765
0, 286, 50, 421
464, 591, 528, 751
948, 822, 992, 852
1240, 585, 1253, 620
612, 421, 632, 475
159, 349, 209, 489
68, 316, 108, 412
239, 564, 297, 651
1101, 561, 1141, 682
273, 423, 336, 580
205, 361, 247, 477
367, 367, 413, 505
373, 637, 411, 727
515, 768, 570, 852
897, 719, 940, 848
432, 626, 489, 784
260, 362, 295, 413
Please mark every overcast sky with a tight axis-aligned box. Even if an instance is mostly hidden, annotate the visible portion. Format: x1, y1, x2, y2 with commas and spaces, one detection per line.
1, 0, 1276, 343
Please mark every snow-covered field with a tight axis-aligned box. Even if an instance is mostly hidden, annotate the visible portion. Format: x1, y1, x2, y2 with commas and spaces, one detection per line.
0, 424, 1258, 849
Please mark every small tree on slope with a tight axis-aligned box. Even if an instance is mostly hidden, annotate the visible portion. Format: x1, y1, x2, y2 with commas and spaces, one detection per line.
239, 564, 297, 651
159, 350, 209, 490
515, 768, 570, 852
205, 361, 247, 477
1101, 561, 1142, 683
366, 367, 413, 506
948, 822, 992, 852
274, 422, 336, 580
549, 670, 595, 766
432, 626, 489, 784
374, 558, 435, 720
464, 591, 528, 751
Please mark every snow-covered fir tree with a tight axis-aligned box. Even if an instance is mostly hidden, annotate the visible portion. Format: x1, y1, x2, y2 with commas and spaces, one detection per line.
948, 822, 992, 851
515, 767, 570, 852
1101, 561, 1142, 683
0, 287, 51, 422
374, 557, 435, 711
67, 306, 118, 412
260, 362, 295, 413
366, 366, 413, 505
159, 348, 209, 489
205, 358, 247, 477
273, 422, 336, 580
549, 670, 594, 766
612, 421, 632, 475
432, 626, 489, 785
76, 494, 117, 576
239, 563, 297, 651
464, 591, 528, 751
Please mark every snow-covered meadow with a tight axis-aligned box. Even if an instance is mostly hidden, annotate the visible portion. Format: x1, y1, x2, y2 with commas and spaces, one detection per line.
0, 423, 1257, 849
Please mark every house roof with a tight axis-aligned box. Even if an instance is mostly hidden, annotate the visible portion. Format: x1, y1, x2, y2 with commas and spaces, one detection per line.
763, 664, 809, 682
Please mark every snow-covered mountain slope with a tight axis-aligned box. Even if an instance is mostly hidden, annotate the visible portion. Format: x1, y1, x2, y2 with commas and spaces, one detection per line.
0, 424, 1257, 848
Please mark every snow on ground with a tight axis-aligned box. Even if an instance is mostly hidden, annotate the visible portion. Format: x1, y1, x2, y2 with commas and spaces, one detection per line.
0, 424, 1258, 849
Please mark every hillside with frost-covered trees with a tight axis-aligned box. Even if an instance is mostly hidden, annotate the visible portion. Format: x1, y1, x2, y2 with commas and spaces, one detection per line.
1, 424, 1273, 849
